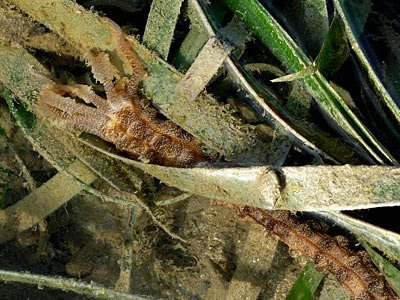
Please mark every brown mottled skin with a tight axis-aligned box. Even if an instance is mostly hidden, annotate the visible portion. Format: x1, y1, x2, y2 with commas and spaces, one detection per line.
238, 206, 399, 300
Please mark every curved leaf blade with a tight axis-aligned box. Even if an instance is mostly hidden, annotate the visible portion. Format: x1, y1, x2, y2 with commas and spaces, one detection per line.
221, 0, 397, 165
334, 0, 400, 142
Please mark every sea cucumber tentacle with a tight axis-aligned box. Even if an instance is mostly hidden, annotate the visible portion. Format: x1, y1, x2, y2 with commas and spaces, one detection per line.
58, 84, 109, 112
38, 87, 109, 135
84, 51, 120, 101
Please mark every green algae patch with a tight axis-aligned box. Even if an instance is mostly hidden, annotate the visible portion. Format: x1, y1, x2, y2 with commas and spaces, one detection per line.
372, 182, 400, 202
0, 45, 49, 108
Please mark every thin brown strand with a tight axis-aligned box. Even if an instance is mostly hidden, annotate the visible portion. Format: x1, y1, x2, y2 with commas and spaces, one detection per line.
102, 17, 145, 92
119, 35, 146, 93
